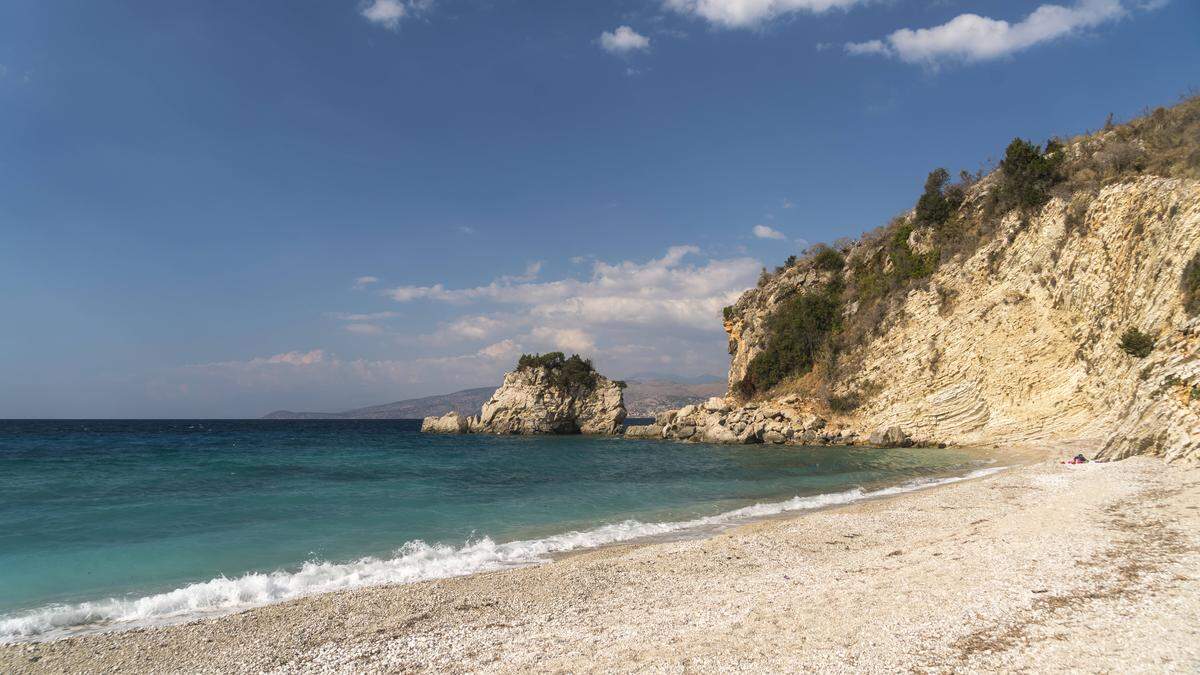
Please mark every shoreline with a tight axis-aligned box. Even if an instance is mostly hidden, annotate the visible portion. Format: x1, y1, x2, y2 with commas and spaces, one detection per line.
3, 454, 1197, 672
0, 447, 1014, 644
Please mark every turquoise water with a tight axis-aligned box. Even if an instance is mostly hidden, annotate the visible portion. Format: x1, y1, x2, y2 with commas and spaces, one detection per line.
0, 419, 997, 640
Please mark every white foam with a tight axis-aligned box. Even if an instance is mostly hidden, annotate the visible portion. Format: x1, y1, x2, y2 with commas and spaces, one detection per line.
0, 466, 1004, 642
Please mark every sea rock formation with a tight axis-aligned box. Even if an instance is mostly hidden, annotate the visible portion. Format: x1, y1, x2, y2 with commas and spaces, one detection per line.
422, 355, 627, 435
420, 411, 471, 434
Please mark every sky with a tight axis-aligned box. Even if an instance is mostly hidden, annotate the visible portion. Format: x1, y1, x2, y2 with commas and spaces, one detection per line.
0, 0, 1196, 418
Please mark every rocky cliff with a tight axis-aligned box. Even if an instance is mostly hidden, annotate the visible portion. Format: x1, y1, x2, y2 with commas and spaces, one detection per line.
651, 98, 1200, 462
422, 354, 627, 435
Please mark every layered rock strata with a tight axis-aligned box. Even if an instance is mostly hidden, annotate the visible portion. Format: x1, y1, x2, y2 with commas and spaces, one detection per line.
684, 176, 1199, 459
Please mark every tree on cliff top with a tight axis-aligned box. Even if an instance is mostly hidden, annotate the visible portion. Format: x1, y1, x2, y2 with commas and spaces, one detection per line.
517, 352, 598, 390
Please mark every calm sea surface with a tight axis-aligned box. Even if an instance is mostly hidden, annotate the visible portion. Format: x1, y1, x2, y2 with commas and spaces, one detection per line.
0, 419, 998, 640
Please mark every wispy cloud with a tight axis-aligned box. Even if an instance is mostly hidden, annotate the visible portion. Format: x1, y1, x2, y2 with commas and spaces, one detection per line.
183, 340, 522, 392
499, 261, 543, 283
352, 276, 380, 290
664, 0, 871, 29
384, 245, 758, 331
845, 0, 1126, 66
599, 26, 651, 55
328, 311, 400, 322
753, 224, 786, 240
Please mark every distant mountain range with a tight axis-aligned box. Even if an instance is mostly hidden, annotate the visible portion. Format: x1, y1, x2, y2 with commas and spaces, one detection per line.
262, 378, 725, 420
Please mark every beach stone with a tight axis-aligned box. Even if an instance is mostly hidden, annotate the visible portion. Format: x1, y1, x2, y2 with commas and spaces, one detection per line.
762, 430, 786, 444
869, 426, 910, 447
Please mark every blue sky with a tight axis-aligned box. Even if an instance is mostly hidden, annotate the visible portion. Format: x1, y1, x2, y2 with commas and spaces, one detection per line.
1, 0, 1196, 417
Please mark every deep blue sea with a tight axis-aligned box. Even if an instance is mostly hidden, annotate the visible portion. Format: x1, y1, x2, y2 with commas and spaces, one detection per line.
0, 419, 1001, 641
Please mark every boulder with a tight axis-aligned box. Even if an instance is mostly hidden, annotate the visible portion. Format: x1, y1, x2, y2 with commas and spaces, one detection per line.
625, 424, 663, 439
869, 426, 911, 447
762, 430, 786, 444
703, 397, 731, 413
421, 412, 471, 434
701, 421, 739, 443
654, 410, 678, 426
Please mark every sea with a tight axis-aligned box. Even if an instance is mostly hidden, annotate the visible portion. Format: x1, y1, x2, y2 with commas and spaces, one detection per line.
0, 419, 1002, 641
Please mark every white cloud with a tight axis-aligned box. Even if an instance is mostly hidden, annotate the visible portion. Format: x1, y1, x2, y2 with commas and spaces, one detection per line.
437, 314, 512, 341
600, 26, 651, 54
753, 224, 786, 239
264, 349, 328, 366
352, 276, 380, 289
383, 245, 758, 331
360, 0, 433, 30
361, 0, 407, 29
664, 0, 870, 29
845, 0, 1126, 65
531, 327, 596, 353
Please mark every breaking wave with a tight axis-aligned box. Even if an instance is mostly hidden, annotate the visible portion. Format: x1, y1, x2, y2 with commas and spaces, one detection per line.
0, 466, 1004, 642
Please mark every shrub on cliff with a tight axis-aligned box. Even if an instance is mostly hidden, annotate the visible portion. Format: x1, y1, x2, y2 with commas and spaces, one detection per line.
810, 245, 845, 272
1183, 252, 1200, 316
740, 283, 842, 395
1119, 328, 1155, 358
915, 168, 953, 227
996, 138, 1063, 212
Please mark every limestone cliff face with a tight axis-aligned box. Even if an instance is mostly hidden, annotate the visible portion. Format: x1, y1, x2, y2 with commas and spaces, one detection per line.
423, 365, 627, 435
723, 176, 1200, 461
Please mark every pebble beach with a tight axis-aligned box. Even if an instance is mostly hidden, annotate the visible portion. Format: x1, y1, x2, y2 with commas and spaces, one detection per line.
3, 454, 1197, 673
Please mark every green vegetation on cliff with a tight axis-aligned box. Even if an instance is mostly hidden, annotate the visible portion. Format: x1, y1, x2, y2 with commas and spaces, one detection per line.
740, 280, 843, 396
1119, 328, 1155, 358
517, 352, 599, 390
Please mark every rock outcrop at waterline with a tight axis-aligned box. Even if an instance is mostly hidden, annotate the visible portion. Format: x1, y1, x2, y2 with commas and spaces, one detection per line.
650, 98, 1200, 461
422, 353, 627, 435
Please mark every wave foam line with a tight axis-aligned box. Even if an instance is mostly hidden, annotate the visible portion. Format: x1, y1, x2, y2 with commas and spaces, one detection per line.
0, 466, 1004, 642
